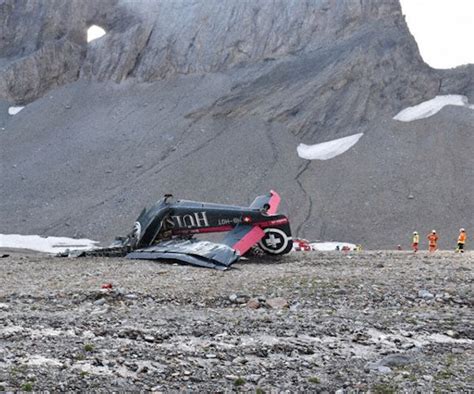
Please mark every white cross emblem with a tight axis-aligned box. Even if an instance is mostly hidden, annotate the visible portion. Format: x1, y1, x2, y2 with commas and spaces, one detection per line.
265, 233, 282, 248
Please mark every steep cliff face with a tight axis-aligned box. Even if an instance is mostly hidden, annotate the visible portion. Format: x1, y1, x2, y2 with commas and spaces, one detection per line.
1, 0, 405, 100
108, 0, 403, 81
1, 0, 471, 121
1, 0, 473, 248
0, 0, 131, 102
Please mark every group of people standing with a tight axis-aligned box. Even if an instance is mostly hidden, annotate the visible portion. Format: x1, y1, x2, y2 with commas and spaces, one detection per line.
411, 229, 467, 253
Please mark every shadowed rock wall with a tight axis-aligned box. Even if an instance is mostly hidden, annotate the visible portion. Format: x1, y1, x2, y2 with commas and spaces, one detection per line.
1, 0, 405, 100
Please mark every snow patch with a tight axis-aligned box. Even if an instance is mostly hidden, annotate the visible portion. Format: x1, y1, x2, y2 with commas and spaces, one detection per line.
0, 325, 77, 338
297, 133, 363, 161
23, 355, 63, 367
72, 361, 113, 376
0, 325, 24, 335
423, 333, 472, 345
393, 95, 474, 122
29, 328, 71, 338
310, 242, 357, 251
87, 25, 106, 43
367, 328, 472, 347
0, 234, 99, 254
8, 106, 24, 115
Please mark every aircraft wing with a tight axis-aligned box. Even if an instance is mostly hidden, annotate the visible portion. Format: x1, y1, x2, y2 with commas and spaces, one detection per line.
126, 239, 239, 270
128, 224, 266, 269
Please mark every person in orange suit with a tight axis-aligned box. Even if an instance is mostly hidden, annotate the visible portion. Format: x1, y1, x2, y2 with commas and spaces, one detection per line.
456, 228, 466, 253
427, 230, 438, 252
412, 231, 419, 252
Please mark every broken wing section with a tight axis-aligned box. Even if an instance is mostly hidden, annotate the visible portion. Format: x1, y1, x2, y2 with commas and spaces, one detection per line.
126, 239, 240, 270
222, 224, 265, 256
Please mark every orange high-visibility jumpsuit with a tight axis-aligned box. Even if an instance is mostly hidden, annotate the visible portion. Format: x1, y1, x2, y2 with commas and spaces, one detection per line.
457, 231, 466, 253
427, 233, 438, 252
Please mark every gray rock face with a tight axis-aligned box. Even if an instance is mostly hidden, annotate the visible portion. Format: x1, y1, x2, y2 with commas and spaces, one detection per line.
0, 0, 409, 101
0, 39, 83, 103
2, 0, 470, 103
118, 0, 403, 81
0, 0, 473, 247
0, 0, 128, 102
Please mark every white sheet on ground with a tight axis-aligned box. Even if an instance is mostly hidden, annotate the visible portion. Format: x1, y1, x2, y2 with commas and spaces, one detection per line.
297, 133, 363, 161
393, 95, 474, 122
8, 106, 25, 115
310, 242, 356, 251
0, 234, 99, 254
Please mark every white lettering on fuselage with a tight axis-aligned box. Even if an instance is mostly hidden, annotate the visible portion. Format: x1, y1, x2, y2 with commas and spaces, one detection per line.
194, 211, 210, 227
172, 211, 209, 229
218, 217, 242, 226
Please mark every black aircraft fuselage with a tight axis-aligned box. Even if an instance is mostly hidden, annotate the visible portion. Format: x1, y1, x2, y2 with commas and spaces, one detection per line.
128, 193, 292, 256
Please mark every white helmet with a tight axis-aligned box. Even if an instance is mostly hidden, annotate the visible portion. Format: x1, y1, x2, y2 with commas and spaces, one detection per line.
460, 228, 465, 232
432, 230, 436, 233
413, 231, 418, 235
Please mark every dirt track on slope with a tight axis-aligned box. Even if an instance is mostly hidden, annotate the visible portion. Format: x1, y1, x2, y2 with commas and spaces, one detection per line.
0, 251, 472, 392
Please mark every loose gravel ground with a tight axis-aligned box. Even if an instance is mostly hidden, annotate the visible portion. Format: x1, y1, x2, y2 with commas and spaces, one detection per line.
0, 251, 472, 392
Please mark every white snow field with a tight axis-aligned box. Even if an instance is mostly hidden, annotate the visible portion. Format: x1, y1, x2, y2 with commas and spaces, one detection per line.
297, 133, 363, 161
8, 106, 25, 115
393, 94, 474, 122
0, 234, 99, 254
310, 242, 357, 251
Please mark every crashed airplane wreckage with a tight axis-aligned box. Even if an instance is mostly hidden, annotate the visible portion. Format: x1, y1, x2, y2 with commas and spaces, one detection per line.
66, 191, 293, 269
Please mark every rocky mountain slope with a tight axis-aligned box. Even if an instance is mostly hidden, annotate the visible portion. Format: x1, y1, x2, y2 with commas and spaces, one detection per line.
1, 0, 473, 248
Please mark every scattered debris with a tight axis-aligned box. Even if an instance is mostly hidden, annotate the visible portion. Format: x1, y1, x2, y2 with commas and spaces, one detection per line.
418, 289, 434, 300
246, 298, 261, 309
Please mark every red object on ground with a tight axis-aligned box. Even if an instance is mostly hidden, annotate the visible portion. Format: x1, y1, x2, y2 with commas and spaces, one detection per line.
293, 239, 312, 251
101, 283, 113, 289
